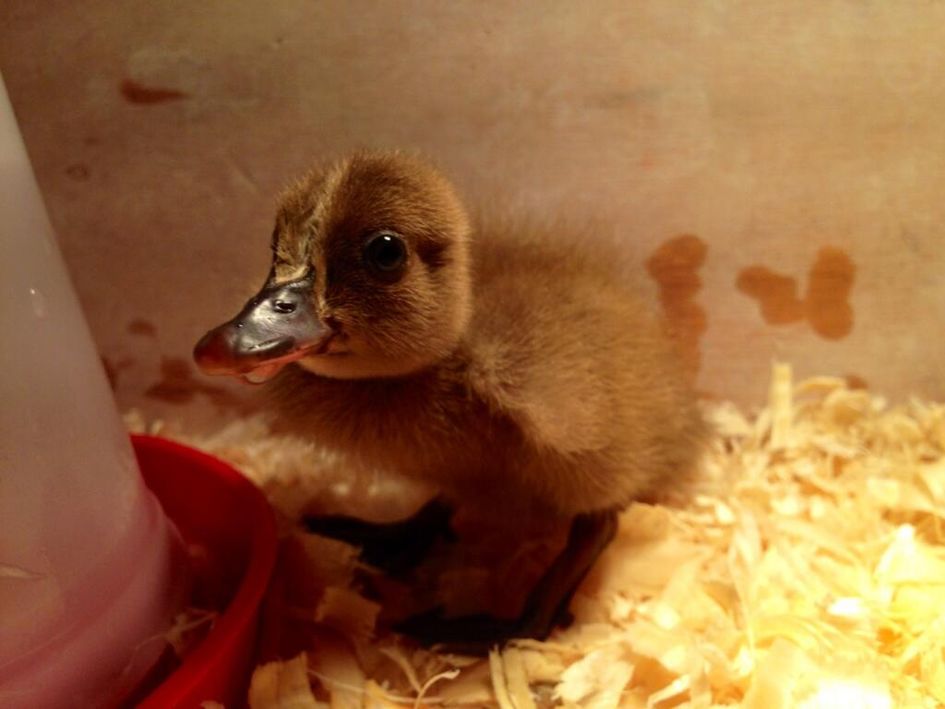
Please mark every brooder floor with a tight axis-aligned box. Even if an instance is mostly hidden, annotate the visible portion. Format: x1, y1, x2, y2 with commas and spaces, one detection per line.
130, 363, 945, 708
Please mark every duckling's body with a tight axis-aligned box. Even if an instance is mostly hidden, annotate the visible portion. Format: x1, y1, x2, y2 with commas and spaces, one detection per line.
195, 151, 705, 648
270, 216, 703, 521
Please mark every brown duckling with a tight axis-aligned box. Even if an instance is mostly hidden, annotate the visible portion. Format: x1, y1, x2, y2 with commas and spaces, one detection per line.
194, 151, 706, 650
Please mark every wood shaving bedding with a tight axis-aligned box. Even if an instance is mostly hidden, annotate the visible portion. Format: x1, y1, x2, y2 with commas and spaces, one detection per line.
130, 363, 945, 707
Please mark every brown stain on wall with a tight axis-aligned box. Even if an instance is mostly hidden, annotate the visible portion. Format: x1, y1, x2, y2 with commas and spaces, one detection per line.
806, 248, 856, 339
735, 268, 805, 325
65, 163, 90, 181
128, 318, 158, 336
737, 247, 856, 340
845, 374, 868, 390
130, 321, 248, 411
146, 356, 247, 411
100, 355, 134, 391
146, 357, 199, 403
645, 234, 708, 378
120, 79, 189, 105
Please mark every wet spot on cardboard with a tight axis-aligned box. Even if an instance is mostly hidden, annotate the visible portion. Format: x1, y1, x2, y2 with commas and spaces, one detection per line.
146, 357, 195, 404
806, 248, 855, 339
65, 163, 90, 181
120, 79, 189, 105
737, 247, 855, 340
845, 374, 868, 390
146, 356, 247, 411
735, 267, 805, 325
128, 318, 158, 337
101, 355, 134, 391
646, 234, 708, 378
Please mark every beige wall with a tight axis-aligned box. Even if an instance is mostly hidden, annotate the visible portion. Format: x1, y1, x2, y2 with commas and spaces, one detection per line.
2, 1, 943, 426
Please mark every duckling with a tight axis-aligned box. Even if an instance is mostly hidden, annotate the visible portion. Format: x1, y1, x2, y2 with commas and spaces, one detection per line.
194, 151, 706, 650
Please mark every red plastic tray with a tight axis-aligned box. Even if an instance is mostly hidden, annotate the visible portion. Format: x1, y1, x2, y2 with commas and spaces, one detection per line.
132, 435, 277, 708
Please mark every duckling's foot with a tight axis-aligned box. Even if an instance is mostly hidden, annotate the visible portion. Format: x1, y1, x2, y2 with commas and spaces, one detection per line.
393, 608, 530, 656
394, 509, 618, 655
303, 496, 456, 575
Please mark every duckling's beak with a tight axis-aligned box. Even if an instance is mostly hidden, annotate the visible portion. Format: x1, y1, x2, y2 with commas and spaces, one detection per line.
193, 272, 328, 384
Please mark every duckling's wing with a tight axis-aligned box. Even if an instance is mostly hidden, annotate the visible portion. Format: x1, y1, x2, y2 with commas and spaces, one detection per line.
486, 359, 613, 456
464, 311, 616, 456
466, 226, 665, 458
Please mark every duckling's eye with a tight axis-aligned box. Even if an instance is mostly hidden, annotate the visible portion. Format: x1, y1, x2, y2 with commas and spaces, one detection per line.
363, 232, 407, 280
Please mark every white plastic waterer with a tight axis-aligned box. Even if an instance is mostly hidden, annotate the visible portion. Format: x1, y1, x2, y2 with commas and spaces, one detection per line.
0, 72, 186, 706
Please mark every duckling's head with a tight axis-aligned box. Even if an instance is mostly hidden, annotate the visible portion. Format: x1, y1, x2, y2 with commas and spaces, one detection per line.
194, 151, 472, 382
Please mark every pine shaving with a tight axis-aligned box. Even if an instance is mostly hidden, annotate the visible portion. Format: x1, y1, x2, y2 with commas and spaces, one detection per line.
414, 668, 462, 708
378, 646, 426, 696
0, 563, 43, 580
554, 646, 633, 708
164, 607, 217, 657
489, 650, 518, 709
248, 654, 322, 709
314, 586, 381, 644
137, 361, 945, 707
498, 648, 537, 709
308, 633, 366, 707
